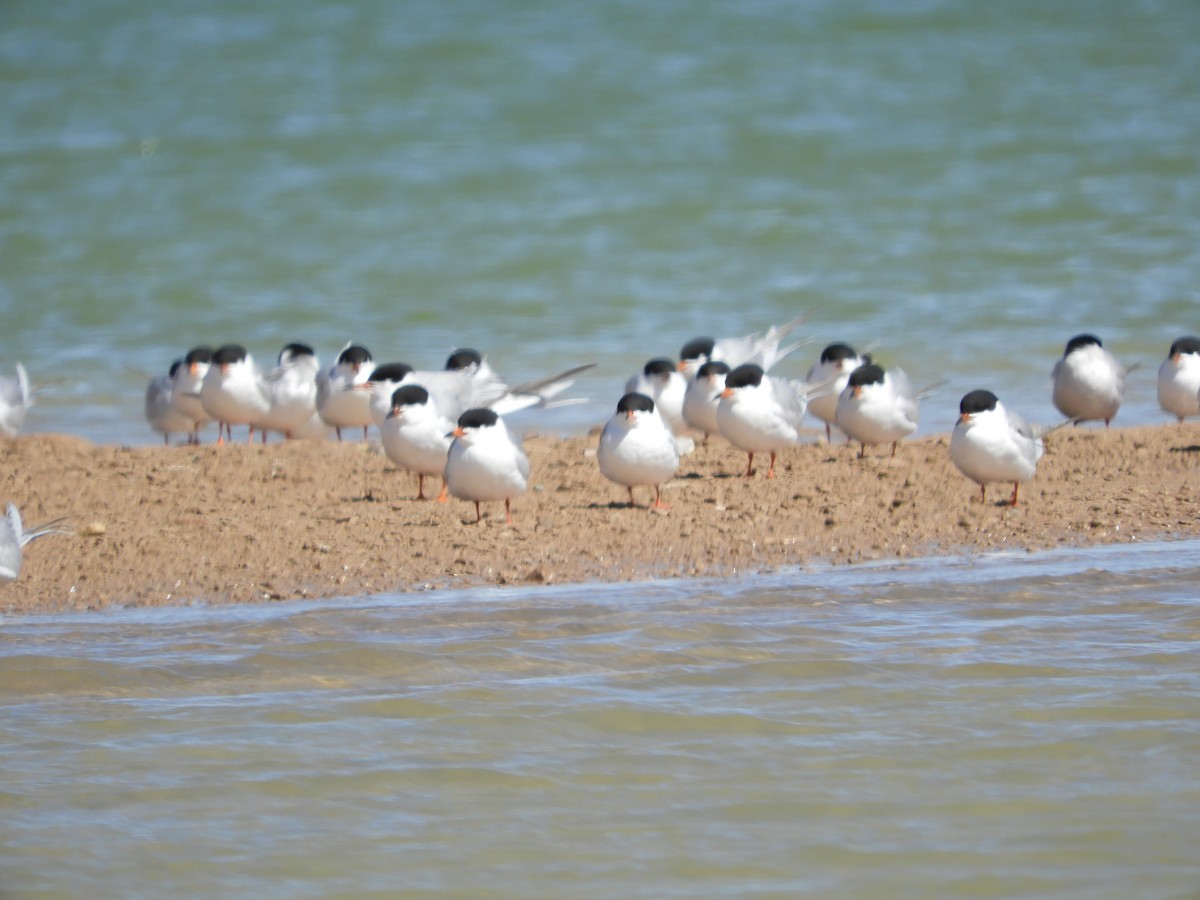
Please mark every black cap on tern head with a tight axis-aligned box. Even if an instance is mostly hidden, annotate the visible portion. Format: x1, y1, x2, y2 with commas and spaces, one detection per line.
279, 342, 315, 364
184, 346, 214, 365
337, 344, 373, 366
445, 348, 483, 371
820, 342, 858, 364
697, 360, 731, 378
368, 362, 414, 383
1168, 336, 1200, 357
457, 408, 499, 430
724, 363, 765, 390
1064, 334, 1102, 355
679, 337, 716, 363
213, 344, 248, 366
847, 363, 885, 389
959, 389, 999, 416
643, 357, 676, 377
616, 392, 655, 415
390, 385, 429, 408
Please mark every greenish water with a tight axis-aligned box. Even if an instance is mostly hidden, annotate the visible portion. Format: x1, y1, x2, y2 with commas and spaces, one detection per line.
2, 3, 1199, 894
1, 0, 1197, 443
2, 542, 1199, 897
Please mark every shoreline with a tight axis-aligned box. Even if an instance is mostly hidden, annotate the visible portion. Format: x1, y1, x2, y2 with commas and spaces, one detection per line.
2, 423, 1198, 616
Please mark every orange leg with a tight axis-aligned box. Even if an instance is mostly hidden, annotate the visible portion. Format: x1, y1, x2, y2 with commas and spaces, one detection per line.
1010, 482, 1020, 507
504, 498, 514, 526
744, 452, 755, 477
766, 451, 777, 479
651, 485, 670, 510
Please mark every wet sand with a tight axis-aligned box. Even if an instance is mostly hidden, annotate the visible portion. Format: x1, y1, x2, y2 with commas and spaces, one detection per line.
2, 422, 1198, 614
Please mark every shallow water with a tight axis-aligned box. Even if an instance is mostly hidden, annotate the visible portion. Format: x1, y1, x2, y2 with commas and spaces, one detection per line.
3, 3, 1199, 894
2, 0, 1199, 443
2, 540, 1199, 896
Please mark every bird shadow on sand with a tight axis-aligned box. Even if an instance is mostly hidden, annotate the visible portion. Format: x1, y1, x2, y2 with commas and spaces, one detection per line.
1169, 444, 1200, 454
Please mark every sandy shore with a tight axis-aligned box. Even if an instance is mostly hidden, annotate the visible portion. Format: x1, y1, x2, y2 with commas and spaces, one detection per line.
2, 422, 1198, 615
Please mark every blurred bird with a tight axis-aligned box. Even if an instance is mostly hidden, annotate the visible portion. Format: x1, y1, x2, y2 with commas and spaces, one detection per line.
145, 360, 197, 444
316, 343, 375, 440
806, 342, 871, 442
1051, 333, 1132, 426
625, 358, 692, 453
258, 343, 323, 441
598, 392, 680, 509
0, 503, 69, 586
0, 363, 32, 438
363, 357, 595, 429
682, 359, 731, 441
445, 408, 530, 525
200, 344, 271, 445
676, 313, 812, 380
1156, 336, 1200, 423
168, 346, 214, 443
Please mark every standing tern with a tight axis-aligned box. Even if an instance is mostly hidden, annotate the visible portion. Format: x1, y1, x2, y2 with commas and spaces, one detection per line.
1051, 333, 1132, 426
1156, 336, 1200, 423
597, 392, 680, 509
716, 363, 822, 478
444, 408, 530, 525
950, 389, 1067, 506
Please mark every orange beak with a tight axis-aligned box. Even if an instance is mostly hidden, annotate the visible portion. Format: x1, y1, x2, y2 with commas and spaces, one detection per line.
220, 363, 231, 374
959, 413, 971, 424
452, 426, 465, 438
676, 360, 688, 372
851, 386, 862, 398
721, 387, 733, 399
189, 362, 202, 376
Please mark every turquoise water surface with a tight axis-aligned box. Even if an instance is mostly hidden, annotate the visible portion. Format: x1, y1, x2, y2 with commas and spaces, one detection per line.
2, 1, 1199, 895
1, 0, 1197, 442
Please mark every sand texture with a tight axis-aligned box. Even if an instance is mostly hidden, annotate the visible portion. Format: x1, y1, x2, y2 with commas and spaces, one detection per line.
2, 423, 1198, 614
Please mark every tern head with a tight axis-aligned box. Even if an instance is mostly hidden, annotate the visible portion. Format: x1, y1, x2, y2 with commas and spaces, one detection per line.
846, 363, 885, 398
819, 342, 859, 367
1168, 336, 1200, 361
184, 346, 214, 375
336, 344, 373, 372
720, 363, 765, 398
445, 348, 483, 372
642, 358, 676, 382
360, 362, 414, 391
678, 337, 716, 369
616, 391, 655, 421
212, 343, 248, 374
452, 407, 500, 439
278, 342, 316, 366
387, 384, 430, 419
697, 360, 730, 381
958, 389, 999, 423
1063, 334, 1102, 356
